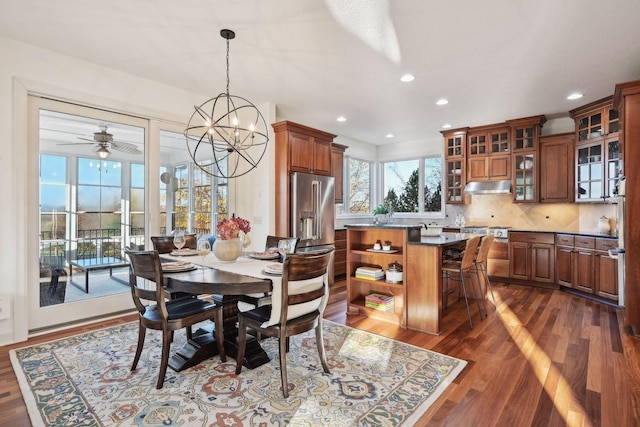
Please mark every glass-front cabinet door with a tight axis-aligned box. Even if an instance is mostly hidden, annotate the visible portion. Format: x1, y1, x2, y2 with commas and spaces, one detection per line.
446, 159, 464, 203
606, 138, 622, 196
514, 152, 536, 202
576, 143, 603, 201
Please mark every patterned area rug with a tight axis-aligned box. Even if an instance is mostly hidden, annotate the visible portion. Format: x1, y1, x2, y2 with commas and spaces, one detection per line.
11, 320, 466, 426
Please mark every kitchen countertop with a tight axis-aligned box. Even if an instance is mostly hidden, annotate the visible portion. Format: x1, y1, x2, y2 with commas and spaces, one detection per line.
344, 223, 421, 229
437, 225, 617, 239
407, 232, 477, 247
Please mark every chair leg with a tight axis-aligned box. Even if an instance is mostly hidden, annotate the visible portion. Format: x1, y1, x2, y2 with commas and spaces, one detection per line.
279, 336, 290, 398
466, 269, 485, 320
131, 322, 146, 371
315, 322, 330, 373
235, 317, 247, 375
157, 329, 172, 389
214, 309, 226, 362
459, 272, 474, 329
482, 262, 497, 306
474, 264, 489, 317
186, 325, 193, 341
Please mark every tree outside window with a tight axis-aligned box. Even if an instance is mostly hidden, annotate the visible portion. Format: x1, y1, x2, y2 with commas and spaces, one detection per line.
337, 157, 371, 215
382, 157, 442, 214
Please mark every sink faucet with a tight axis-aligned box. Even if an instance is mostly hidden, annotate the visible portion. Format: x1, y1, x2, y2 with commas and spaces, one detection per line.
417, 222, 428, 230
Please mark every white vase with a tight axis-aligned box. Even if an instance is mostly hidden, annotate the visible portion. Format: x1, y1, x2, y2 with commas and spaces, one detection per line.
212, 237, 243, 262
597, 216, 611, 233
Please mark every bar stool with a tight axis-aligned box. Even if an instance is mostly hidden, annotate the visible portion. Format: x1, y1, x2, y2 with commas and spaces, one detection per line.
442, 235, 484, 329
475, 234, 497, 314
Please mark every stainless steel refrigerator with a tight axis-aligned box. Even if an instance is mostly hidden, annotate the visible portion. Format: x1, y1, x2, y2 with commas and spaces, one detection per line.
290, 172, 335, 252
615, 177, 626, 307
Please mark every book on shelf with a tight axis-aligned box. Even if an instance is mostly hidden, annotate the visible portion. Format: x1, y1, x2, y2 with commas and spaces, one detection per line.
365, 293, 395, 312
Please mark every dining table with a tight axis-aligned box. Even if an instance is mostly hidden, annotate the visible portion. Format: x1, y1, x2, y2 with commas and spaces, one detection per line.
160, 252, 283, 371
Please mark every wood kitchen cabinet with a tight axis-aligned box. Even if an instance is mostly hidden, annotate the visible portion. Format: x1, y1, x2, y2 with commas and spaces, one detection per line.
508, 116, 546, 203
334, 229, 347, 280
554, 234, 618, 302
272, 120, 337, 237
540, 133, 575, 203
614, 79, 640, 331
442, 127, 469, 204
570, 97, 621, 202
331, 143, 347, 203
467, 124, 511, 181
509, 232, 555, 283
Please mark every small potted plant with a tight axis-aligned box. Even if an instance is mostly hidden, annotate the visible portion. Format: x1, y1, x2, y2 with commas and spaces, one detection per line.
373, 204, 390, 224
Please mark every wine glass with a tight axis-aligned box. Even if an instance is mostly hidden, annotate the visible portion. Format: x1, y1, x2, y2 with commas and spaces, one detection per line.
277, 239, 292, 262
173, 231, 186, 252
197, 239, 210, 268
240, 232, 251, 257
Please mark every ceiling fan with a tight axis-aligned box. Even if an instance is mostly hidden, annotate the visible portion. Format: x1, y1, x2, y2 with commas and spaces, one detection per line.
60, 125, 142, 159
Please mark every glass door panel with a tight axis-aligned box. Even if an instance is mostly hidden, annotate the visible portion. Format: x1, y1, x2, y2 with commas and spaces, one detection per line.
32, 97, 147, 330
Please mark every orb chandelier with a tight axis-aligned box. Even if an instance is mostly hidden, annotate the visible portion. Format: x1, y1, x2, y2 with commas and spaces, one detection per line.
184, 29, 269, 178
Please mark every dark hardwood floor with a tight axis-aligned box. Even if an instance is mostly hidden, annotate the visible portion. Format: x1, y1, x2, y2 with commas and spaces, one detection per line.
2, 279, 639, 426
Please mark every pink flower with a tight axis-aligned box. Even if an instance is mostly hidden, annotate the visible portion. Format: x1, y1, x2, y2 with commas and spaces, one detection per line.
216, 216, 251, 240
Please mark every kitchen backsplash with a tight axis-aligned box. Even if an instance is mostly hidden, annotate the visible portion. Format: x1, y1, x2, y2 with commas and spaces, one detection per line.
439, 195, 616, 233
337, 194, 618, 235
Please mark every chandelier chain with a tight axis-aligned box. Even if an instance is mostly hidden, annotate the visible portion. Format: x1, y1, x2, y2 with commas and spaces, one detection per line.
226, 37, 230, 96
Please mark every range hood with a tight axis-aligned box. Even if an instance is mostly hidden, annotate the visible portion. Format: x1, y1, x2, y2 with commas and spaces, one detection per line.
464, 180, 512, 195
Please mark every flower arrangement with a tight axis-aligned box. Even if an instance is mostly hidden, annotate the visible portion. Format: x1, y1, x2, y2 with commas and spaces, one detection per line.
216, 216, 251, 240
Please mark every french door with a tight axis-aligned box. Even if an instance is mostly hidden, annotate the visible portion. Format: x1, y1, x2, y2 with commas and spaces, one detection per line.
29, 96, 149, 330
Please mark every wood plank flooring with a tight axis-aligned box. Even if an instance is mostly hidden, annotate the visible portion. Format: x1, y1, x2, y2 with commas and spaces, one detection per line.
1, 280, 639, 426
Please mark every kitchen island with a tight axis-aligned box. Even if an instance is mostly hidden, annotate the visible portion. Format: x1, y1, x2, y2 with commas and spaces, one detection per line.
345, 224, 472, 335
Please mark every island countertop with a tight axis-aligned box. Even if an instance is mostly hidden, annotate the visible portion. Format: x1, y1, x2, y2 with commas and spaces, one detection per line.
407, 232, 477, 247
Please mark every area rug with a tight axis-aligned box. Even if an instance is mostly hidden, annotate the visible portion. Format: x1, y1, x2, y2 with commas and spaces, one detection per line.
10, 320, 466, 426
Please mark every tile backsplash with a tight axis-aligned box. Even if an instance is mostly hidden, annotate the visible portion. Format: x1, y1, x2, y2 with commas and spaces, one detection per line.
444, 194, 617, 234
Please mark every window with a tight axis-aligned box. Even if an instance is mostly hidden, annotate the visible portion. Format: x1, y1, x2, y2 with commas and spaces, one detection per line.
338, 157, 372, 215
40, 154, 68, 267
382, 156, 443, 215
130, 163, 145, 249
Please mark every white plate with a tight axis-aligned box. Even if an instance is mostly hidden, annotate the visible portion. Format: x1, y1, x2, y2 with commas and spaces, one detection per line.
264, 263, 283, 274
249, 251, 280, 260
366, 248, 398, 254
162, 261, 196, 272
170, 249, 199, 256
261, 269, 282, 276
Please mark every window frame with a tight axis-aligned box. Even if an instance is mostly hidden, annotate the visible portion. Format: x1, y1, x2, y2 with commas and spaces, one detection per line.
380, 155, 445, 219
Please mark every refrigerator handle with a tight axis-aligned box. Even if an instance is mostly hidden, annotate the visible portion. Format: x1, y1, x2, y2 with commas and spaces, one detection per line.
312, 180, 322, 240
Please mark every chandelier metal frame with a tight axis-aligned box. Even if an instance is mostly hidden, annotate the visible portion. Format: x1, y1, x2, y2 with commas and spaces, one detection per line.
184, 29, 269, 178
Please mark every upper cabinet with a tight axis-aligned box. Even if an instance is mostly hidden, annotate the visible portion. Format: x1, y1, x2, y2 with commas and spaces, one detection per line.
467, 124, 511, 182
331, 143, 348, 204
539, 132, 575, 203
442, 128, 469, 204
507, 116, 547, 203
570, 97, 621, 202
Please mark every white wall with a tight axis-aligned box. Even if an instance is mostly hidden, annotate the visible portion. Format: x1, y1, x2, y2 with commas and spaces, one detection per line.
0, 37, 276, 345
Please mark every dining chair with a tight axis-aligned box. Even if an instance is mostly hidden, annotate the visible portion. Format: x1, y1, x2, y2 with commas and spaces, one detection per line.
240, 236, 300, 308
475, 234, 497, 311
235, 249, 334, 398
124, 248, 226, 389
442, 235, 483, 329
150, 234, 198, 253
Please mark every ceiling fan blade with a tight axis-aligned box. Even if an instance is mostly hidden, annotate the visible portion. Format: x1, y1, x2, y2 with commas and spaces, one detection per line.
77, 136, 98, 143
58, 141, 94, 146
111, 141, 142, 155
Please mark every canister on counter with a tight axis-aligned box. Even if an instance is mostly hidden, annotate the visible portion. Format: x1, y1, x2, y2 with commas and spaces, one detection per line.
385, 261, 403, 283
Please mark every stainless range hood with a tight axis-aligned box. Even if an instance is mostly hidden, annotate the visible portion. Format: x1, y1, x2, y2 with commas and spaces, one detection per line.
464, 180, 512, 195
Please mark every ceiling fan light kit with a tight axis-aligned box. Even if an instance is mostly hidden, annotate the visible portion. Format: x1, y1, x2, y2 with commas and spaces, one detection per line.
184, 28, 269, 179
96, 146, 111, 159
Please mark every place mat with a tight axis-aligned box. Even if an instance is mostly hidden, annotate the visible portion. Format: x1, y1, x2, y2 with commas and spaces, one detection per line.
11, 320, 467, 426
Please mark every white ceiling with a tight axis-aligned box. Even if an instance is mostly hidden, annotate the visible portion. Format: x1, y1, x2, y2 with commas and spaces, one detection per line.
2, 0, 640, 146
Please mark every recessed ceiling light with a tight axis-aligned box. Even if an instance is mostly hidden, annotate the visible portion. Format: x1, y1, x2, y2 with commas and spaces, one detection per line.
436, 99, 449, 106
442, 124, 452, 129
386, 133, 395, 138
400, 74, 415, 83
336, 116, 347, 122
567, 93, 583, 100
